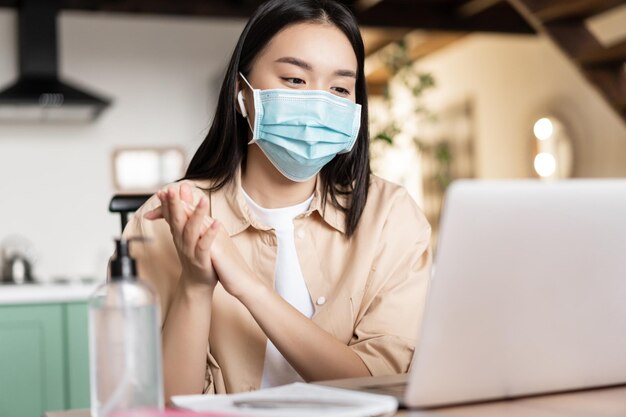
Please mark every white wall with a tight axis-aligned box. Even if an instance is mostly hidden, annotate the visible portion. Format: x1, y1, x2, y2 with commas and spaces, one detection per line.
0, 10, 245, 282
417, 34, 626, 179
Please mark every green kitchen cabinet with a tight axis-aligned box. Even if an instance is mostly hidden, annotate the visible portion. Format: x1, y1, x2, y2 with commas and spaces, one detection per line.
0, 302, 90, 417
65, 303, 90, 410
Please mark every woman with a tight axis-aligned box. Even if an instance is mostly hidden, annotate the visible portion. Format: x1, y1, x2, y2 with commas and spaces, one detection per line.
124, 0, 431, 399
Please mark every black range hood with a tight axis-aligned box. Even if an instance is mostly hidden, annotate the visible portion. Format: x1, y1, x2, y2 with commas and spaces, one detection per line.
0, 0, 111, 122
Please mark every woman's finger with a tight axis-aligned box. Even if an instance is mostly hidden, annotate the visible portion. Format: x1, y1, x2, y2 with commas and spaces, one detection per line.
179, 182, 194, 206
197, 220, 220, 253
144, 205, 164, 220
160, 188, 184, 245
182, 197, 211, 258
147, 184, 192, 221
167, 187, 187, 232
157, 190, 172, 224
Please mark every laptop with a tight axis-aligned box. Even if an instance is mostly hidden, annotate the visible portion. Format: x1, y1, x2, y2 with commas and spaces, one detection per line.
319, 180, 626, 408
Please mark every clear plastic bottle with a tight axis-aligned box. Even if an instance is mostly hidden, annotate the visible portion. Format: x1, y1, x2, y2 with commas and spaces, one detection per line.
89, 239, 164, 417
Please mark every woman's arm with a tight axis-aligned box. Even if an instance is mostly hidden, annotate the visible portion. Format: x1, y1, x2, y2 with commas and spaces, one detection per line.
246, 282, 371, 381
206, 185, 431, 381
146, 185, 221, 398
161, 280, 214, 398
148, 185, 371, 383
209, 227, 371, 382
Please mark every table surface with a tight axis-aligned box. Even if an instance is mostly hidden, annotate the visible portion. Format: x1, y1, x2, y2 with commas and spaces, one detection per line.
44, 385, 626, 417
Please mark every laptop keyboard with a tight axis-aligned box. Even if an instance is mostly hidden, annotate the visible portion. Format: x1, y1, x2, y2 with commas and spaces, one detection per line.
361, 382, 407, 396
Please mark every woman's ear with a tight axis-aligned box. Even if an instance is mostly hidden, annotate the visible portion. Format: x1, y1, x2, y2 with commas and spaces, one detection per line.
237, 90, 248, 118
235, 77, 248, 118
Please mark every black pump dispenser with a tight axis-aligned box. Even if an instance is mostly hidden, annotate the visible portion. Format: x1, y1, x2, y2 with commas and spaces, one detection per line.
109, 238, 137, 281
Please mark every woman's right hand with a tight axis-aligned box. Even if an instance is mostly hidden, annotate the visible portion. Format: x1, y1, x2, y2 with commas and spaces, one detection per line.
144, 182, 220, 289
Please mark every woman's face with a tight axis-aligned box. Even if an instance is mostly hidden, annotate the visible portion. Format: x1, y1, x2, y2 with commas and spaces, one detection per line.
240, 22, 359, 121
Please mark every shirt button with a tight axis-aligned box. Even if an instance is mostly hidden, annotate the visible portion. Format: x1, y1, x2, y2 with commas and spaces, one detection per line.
296, 230, 305, 239
316, 296, 326, 306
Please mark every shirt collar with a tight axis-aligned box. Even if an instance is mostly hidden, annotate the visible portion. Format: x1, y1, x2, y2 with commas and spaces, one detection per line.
308, 176, 347, 234
198, 166, 347, 236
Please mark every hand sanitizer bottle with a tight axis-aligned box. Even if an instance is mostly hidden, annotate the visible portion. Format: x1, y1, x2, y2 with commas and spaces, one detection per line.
89, 238, 164, 417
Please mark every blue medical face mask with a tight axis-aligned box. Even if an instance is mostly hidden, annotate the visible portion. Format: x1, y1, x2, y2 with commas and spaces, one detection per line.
238, 73, 362, 182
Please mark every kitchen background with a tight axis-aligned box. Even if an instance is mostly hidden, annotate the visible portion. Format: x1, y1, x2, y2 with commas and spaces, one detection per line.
0, 1, 625, 283
0, 11, 246, 281
1, 1, 625, 416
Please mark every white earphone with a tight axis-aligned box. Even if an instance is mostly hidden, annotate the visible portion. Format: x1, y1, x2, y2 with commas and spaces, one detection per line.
237, 90, 248, 118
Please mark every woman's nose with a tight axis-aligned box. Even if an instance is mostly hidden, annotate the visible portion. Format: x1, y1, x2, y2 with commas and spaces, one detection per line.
308, 79, 327, 91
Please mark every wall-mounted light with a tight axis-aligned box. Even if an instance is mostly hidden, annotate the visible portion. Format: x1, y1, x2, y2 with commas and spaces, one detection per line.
534, 152, 557, 177
533, 117, 554, 141
531, 116, 573, 180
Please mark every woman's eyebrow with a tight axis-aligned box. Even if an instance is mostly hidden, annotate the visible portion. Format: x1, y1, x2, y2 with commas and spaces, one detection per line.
275, 56, 357, 79
334, 69, 357, 79
275, 56, 313, 71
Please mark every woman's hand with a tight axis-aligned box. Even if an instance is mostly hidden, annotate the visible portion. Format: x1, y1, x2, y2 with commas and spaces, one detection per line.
144, 182, 220, 290
145, 184, 370, 384
208, 225, 266, 301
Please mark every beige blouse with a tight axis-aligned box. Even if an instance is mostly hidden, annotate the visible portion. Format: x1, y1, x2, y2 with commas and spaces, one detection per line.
123, 169, 432, 394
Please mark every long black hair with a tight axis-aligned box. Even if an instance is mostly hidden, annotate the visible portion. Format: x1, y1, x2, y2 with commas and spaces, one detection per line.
184, 0, 370, 237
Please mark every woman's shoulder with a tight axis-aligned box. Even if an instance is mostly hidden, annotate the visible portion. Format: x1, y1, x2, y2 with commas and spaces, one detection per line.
368, 174, 413, 200
361, 174, 431, 237
367, 174, 425, 215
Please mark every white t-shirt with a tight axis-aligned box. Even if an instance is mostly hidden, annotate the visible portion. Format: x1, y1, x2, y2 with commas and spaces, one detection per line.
241, 188, 315, 388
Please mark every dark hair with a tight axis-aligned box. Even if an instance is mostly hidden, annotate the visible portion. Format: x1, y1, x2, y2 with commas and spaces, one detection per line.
184, 0, 370, 237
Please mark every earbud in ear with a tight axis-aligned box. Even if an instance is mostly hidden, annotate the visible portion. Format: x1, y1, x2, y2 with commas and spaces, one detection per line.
237, 90, 248, 118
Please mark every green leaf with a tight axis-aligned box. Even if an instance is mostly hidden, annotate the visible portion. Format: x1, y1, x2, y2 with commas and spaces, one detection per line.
374, 132, 394, 145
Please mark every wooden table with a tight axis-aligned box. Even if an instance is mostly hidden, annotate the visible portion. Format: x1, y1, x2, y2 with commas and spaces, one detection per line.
44, 385, 626, 417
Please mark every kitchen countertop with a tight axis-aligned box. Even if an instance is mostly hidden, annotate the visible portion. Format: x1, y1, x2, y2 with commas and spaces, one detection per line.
0, 282, 102, 305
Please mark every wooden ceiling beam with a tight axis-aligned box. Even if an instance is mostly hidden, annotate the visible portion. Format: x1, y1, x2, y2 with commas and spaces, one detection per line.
0, 0, 535, 33
585, 64, 626, 111
545, 20, 626, 65
545, 21, 605, 57
519, 0, 625, 23
458, 0, 503, 17
355, 0, 534, 33
509, 0, 626, 125
361, 27, 413, 55
462, 1, 536, 33
63, 0, 260, 18
578, 40, 626, 65
0, 0, 262, 18
356, 4, 464, 31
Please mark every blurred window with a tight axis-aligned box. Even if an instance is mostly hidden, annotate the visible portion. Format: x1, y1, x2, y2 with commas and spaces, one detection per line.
112, 148, 185, 192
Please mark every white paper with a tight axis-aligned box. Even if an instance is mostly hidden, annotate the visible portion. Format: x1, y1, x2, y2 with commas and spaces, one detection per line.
171, 382, 398, 417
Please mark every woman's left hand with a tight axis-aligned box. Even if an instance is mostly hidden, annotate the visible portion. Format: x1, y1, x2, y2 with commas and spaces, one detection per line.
146, 187, 264, 300
209, 224, 265, 301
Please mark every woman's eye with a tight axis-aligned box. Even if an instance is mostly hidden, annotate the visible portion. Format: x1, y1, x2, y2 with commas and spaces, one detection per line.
332, 87, 351, 96
282, 77, 305, 85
